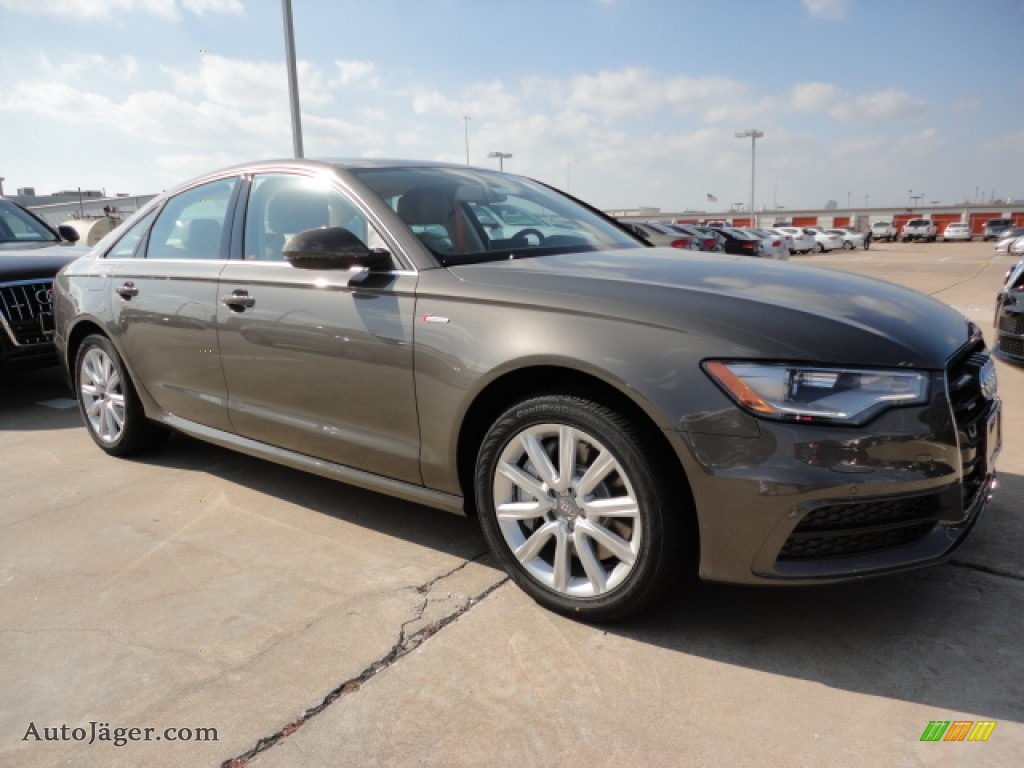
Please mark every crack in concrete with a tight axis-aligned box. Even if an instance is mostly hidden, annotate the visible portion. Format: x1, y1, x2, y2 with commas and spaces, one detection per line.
221, 555, 508, 768
947, 558, 1023, 582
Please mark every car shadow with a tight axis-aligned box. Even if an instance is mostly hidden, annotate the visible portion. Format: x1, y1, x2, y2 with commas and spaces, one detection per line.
128, 431, 491, 565
126, 432, 1022, 724
0, 367, 81, 432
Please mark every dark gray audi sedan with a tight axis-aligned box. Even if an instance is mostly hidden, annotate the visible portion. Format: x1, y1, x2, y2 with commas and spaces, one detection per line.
54, 159, 1001, 620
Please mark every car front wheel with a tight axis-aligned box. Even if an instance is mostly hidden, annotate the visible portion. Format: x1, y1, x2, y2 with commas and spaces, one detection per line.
475, 395, 689, 621
76, 334, 167, 456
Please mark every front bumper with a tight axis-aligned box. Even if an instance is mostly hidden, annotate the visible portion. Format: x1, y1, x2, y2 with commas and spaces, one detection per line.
674, 346, 1001, 585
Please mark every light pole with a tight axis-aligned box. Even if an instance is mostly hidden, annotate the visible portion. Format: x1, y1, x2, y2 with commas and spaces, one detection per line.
463, 116, 471, 164
735, 129, 763, 222
281, 0, 303, 158
488, 151, 512, 171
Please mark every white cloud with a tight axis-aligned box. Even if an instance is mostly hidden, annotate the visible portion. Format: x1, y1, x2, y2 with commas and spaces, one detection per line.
162, 55, 333, 109
789, 82, 925, 124
331, 60, 380, 89
0, 0, 239, 19
181, 0, 242, 15
802, 0, 853, 21
37, 52, 139, 82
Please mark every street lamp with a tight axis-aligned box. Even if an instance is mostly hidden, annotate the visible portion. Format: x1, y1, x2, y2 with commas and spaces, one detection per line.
488, 151, 512, 171
281, 0, 304, 158
735, 129, 763, 222
463, 116, 471, 164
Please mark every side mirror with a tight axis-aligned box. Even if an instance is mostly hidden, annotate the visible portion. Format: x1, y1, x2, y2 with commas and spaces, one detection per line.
57, 224, 80, 243
282, 227, 391, 271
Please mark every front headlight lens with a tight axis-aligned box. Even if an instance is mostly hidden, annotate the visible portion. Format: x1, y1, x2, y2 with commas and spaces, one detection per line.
704, 361, 929, 425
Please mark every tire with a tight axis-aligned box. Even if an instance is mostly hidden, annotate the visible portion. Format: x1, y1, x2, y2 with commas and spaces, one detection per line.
814, 242, 824, 253
474, 395, 690, 621
842, 241, 854, 250
75, 334, 168, 457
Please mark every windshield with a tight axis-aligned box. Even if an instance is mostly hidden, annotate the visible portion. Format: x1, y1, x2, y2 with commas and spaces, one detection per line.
350, 166, 641, 264
0, 199, 59, 246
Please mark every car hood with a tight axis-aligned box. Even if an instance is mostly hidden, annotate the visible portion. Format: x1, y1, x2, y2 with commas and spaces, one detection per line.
448, 249, 971, 368
0, 242, 89, 282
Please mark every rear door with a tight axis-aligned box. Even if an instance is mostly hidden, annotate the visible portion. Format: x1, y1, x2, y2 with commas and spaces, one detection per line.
103, 176, 239, 430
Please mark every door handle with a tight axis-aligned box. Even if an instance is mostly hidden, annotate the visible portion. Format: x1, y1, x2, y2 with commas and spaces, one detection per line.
116, 281, 139, 299
222, 290, 256, 310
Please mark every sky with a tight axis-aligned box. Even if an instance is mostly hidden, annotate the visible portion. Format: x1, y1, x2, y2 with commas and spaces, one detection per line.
1, 0, 1023, 213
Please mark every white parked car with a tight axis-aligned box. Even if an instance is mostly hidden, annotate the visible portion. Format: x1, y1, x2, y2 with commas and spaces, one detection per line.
871, 221, 898, 241
805, 227, 843, 253
775, 226, 815, 254
1010, 236, 1024, 257
994, 227, 1024, 253
746, 228, 789, 260
825, 228, 865, 250
942, 222, 972, 242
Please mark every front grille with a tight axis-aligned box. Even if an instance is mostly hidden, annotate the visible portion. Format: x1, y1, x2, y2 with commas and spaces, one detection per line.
0, 280, 55, 345
778, 495, 941, 561
947, 337, 996, 512
997, 312, 1024, 335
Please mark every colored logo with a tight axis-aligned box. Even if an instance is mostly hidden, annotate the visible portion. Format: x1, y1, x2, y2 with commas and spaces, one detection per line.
920, 720, 996, 742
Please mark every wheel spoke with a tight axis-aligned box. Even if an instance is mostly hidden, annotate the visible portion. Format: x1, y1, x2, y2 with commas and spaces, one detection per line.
556, 426, 576, 492
574, 531, 608, 594
498, 460, 550, 503
575, 448, 616, 498
577, 518, 635, 565
552, 525, 571, 592
520, 433, 557, 488
496, 498, 552, 520
514, 520, 560, 564
582, 495, 638, 519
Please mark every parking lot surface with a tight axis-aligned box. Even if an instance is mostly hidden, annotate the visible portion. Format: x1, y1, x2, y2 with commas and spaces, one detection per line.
2, 240, 1021, 767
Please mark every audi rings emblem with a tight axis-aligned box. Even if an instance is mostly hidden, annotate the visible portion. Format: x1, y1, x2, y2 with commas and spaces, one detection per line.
35, 287, 54, 307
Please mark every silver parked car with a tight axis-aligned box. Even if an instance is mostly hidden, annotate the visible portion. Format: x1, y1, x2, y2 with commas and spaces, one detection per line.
54, 159, 1001, 621
825, 228, 866, 250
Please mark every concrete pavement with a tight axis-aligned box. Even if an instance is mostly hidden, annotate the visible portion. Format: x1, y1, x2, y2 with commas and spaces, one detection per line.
1, 240, 1021, 767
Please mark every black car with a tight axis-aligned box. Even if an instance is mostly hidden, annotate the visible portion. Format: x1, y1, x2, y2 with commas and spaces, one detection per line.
1, 198, 89, 372
995, 258, 1024, 362
713, 226, 763, 257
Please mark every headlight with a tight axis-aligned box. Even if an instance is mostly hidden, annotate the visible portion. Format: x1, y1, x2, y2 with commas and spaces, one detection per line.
703, 361, 929, 425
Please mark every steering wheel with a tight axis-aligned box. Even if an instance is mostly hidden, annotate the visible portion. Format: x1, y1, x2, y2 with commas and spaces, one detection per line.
511, 228, 546, 246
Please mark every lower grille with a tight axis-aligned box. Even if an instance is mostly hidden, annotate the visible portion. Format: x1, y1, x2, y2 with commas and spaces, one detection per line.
0, 280, 55, 345
999, 336, 1024, 358
778, 495, 941, 561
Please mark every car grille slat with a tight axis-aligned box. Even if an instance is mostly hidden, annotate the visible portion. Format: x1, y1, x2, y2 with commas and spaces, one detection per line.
0, 280, 54, 346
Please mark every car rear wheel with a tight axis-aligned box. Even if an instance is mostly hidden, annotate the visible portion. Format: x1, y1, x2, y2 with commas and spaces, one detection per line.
843, 241, 854, 250
475, 395, 689, 621
76, 334, 168, 456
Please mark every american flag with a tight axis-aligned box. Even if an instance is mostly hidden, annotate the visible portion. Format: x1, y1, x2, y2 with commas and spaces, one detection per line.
707, 193, 718, 203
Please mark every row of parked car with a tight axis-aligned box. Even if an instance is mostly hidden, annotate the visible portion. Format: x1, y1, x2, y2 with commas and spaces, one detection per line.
869, 217, 1020, 243
619, 221, 868, 259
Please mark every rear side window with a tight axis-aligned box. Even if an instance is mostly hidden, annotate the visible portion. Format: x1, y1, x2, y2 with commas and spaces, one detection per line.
144, 178, 238, 260
105, 209, 158, 259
